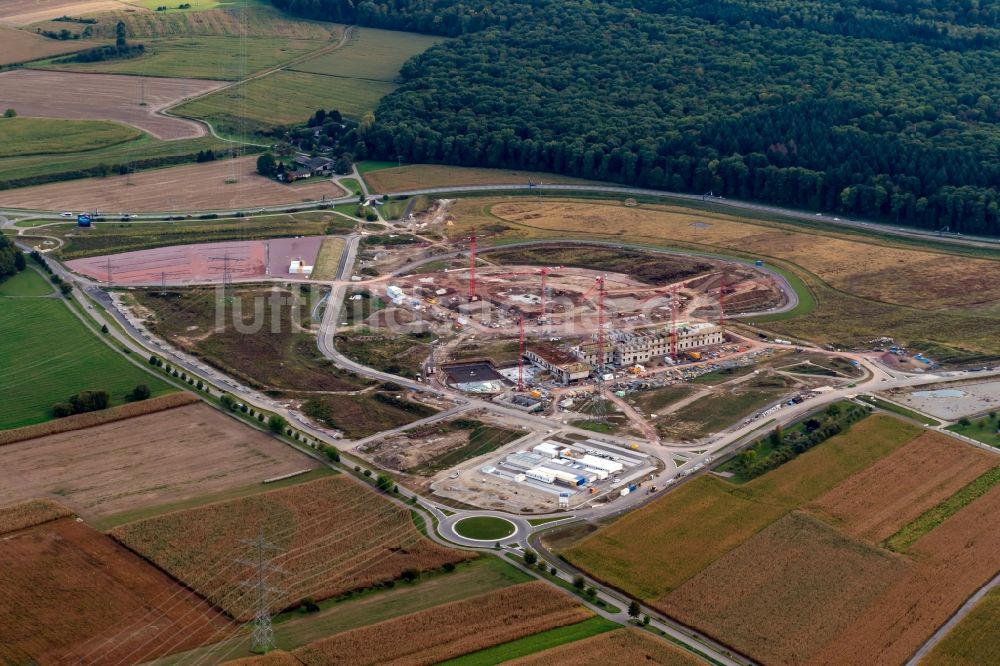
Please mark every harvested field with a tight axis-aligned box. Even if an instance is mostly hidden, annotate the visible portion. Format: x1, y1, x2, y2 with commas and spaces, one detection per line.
0, 499, 73, 535
0, 392, 197, 447
39, 35, 331, 80
0, 69, 224, 139
362, 164, 604, 193
0, 25, 100, 65
813, 483, 1000, 666
292, 582, 592, 666
662, 511, 906, 665
0, 401, 318, 520
68, 235, 325, 284
925, 584, 1000, 666
80, 6, 341, 39
809, 430, 998, 542
0, 518, 230, 665
3, 156, 343, 212
290, 26, 444, 82
175, 69, 395, 134
505, 627, 703, 665
0, 0, 131, 25
564, 415, 921, 599
112, 476, 473, 620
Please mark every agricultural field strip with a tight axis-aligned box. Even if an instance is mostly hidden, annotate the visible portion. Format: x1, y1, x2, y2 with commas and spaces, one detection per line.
922, 579, 1000, 665
291, 581, 593, 666
101, 480, 468, 660
503, 627, 705, 666
82, 486, 448, 664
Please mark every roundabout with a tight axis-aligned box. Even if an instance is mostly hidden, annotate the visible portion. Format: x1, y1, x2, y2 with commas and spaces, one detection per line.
452, 515, 518, 541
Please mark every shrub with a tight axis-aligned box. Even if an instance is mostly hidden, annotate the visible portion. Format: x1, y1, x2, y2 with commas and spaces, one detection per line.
268, 414, 288, 434
129, 384, 151, 401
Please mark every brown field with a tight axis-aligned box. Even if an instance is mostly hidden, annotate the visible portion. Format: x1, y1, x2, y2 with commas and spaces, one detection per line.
78, 6, 341, 39
506, 627, 704, 666
0, 498, 73, 535
68, 236, 324, 284
0, 25, 101, 65
478, 200, 1000, 310
225, 652, 302, 666
809, 430, 998, 542
925, 584, 1000, 666
362, 164, 606, 193
662, 511, 907, 665
0, 391, 197, 446
813, 483, 1000, 666
0, 401, 317, 520
0, 518, 230, 665
292, 581, 592, 666
2, 156, 344, 211
0, 69, 223, 139
0, 0, 132, 25
111, 476, 473, 620
564, 415, 920, 600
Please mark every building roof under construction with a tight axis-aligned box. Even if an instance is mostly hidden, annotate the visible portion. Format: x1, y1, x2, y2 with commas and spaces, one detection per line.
528, 343, 580, 366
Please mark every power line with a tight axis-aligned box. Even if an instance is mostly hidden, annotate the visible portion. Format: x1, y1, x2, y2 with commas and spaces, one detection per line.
238, 532, 283, 655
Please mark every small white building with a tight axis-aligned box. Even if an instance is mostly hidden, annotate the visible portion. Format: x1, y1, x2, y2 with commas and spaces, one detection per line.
289, 259, 314, 275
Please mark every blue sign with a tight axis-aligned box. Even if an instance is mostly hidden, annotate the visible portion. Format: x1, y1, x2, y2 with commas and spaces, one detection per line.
77, 214, 92, 227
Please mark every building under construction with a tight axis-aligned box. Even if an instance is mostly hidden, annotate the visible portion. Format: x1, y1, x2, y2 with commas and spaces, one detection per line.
524, 344, 592, 384
573, 323, 724, 366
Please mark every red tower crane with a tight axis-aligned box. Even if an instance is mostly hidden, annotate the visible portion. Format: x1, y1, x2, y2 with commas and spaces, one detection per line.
670, 284, 679, 361
517, 314, 525, 391
596, 274, 607, 370
718, 271, 727, 328
468, 226, 477, 302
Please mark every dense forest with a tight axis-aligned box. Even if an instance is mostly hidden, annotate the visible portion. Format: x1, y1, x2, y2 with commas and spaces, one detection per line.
273, 0, 1000, 234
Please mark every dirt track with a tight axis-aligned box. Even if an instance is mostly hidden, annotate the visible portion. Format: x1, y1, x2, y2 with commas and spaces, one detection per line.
0, 402, 318, 519
0, 69, 223, 139
1, 156, 345, 211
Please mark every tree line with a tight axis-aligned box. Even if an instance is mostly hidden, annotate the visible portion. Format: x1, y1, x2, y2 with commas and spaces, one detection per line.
273, 0, 1000, 234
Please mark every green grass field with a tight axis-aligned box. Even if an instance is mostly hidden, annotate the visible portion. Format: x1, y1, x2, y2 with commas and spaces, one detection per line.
290, 26, 444, 82
53, 211, 353, 259
564, 415, 921, 601
0, 271, 171, 429
0, 118, 142, 159
36, 36, 330, 79
338, 177, 362, 194
454, 516, 517, 540
925, 584, 1000, 666
174, 70, 396, 135
438, 617, 620, 666
0, 134, 231, 190
859, 394, 942, 427
947, 413, 1000, 447
0, 268, 53, 297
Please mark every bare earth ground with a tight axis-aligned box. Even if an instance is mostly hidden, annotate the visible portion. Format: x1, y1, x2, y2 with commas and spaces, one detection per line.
0, 25, 104, 66
0, 518, 231, 665
67, 235, 325, 284
2, 156, 344, 211
0, 402, 318, 520
0, 0, 133, 25
0, 69, 223, 139
808, 431, 997, 542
